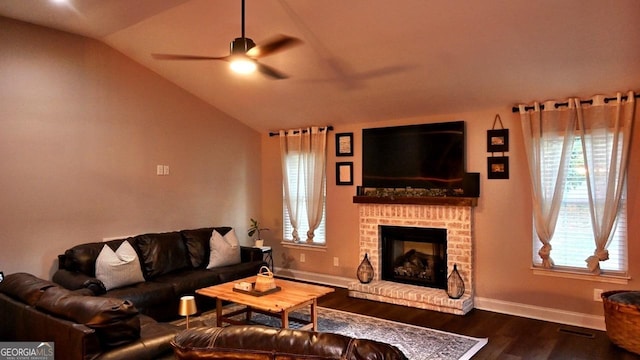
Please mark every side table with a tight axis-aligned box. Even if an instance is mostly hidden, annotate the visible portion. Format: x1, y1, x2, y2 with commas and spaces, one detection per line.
257, 246, 273, 271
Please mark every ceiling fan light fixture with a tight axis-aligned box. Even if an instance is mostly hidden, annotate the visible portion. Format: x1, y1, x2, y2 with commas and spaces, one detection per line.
229, 38, 257, 74
230, 57, 257, 74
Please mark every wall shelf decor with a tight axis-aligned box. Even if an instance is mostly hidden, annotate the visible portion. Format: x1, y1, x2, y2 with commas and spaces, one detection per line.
335, 132, 353, 156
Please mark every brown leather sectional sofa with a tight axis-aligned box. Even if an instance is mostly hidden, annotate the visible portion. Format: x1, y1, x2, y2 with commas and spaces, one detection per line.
52, 226, 267, 321
0, 226, 267, 359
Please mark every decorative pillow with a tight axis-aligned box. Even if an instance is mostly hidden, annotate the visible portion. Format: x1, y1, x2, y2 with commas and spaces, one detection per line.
95, 241, 145, 291
207, 229, 241, 269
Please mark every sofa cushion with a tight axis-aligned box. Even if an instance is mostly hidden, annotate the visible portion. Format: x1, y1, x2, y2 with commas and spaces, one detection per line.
181, 228, 213, 269
62, 239, 128, 276
105, 280, 176, 309
36, 285, 140, 348
181, 227, 232, 269
96, 241, 145, 291
207, 229, 241, 269
135, 231, 189, 279
0, 272, 56, 306
153, 269, 220, 297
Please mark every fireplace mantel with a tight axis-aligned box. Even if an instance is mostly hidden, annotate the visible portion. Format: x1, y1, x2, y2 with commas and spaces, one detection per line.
352, 196, 478, 207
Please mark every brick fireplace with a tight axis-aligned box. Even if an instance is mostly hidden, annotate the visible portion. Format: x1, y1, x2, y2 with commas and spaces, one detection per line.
348, 198, 475, 315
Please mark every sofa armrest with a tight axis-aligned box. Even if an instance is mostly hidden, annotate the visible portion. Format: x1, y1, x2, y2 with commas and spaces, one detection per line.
96, 315, 179, 360
52, 269, 107, 295
240, 246, 263, 262
0, 293, 102, 360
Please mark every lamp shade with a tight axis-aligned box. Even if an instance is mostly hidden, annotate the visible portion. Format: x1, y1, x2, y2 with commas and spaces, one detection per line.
179, 295, 197, 316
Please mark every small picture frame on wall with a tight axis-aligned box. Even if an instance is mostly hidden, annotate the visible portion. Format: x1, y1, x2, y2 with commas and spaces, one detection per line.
335, 132, 354, 157
336, 162, 353, 185
487, 129, 509, 153
487, 156, 509, 179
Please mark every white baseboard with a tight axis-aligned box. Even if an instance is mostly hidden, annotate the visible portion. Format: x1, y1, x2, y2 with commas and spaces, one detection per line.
274, 267, 354, 288
474, 297, 606, 331
275, 268, 606, 331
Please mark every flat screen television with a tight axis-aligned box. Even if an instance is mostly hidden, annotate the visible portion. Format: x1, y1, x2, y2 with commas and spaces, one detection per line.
362, 121, 465, 189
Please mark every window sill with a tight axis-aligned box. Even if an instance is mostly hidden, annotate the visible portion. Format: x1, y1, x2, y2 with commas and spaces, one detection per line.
281, 242, 327, 252
531, 267, 630, 284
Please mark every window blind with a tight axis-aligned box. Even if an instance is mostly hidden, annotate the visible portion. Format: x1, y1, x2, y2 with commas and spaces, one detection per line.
533, 137, 627, 272
282, 153, 326, 244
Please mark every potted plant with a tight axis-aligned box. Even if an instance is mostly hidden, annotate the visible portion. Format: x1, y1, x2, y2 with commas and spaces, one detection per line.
248, 218, 269, 247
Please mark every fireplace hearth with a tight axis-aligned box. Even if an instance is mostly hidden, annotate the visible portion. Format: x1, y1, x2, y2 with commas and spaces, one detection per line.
381, 226, 447, 289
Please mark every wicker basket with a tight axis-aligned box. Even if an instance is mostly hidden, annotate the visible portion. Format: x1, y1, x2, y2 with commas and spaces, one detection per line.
254, 266, 276, 292
602, 290, 640, 355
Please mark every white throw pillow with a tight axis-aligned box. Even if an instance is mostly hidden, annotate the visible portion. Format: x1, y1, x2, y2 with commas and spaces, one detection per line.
207, 229, 241, 269
95, 241, 145, 291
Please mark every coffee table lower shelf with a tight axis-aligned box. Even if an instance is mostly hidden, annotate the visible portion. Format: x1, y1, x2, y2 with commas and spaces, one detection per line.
217, 301, 315, 330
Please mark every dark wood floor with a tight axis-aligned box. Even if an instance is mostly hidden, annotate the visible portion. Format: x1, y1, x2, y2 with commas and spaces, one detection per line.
317, 287, 639, 360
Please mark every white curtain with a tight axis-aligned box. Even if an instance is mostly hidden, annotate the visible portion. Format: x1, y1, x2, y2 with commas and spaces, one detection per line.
519, 101, 577, 268
302, 127, 328, 242
575, 92, 635, 274
279, 127, 328, 243
280, 129, 302, 242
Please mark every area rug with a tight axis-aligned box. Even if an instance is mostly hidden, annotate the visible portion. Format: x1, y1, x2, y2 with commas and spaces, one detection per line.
173, 305, 487, 360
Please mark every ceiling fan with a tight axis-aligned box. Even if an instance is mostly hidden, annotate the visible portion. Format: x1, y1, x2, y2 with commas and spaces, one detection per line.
152, 0, 301, 79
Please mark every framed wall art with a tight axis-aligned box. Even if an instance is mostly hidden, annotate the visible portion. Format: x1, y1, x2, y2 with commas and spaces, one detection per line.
487, 156, 509, 179
336, 162, 353, 185
487, 129, 509, 153
335, 132, 353, 157
487, 114, 509, 153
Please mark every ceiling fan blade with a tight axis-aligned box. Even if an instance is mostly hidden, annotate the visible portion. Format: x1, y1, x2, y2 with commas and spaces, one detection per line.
152, 54, 229, 61
256, 62, 288, 80
246, 34, 302, 58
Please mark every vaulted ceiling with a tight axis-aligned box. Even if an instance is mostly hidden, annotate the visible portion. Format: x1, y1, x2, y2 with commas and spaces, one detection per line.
2, 0, 640, 132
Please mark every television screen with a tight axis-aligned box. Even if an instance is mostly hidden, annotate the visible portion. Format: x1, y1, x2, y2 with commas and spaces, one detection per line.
362, 121, 465, 189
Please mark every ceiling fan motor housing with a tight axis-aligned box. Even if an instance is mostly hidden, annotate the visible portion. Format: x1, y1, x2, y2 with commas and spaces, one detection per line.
230, 37, 256, 55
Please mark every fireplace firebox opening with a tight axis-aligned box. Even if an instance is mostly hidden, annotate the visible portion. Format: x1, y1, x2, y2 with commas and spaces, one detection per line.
380, 226, 447, 289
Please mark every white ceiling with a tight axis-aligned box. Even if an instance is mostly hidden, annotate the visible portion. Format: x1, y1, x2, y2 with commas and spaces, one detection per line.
2, 0, 640, 132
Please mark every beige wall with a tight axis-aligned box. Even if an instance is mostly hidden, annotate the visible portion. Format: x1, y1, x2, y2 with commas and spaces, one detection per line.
0, 18, 261, 278
261, 108, 639, 317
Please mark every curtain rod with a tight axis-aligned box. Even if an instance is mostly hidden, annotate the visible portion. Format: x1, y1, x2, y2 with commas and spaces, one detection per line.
268, 126, 334, 137
511, 93, 640, 113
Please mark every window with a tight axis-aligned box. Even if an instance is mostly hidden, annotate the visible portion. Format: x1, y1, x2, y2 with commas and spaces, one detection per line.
282, 152, 326, 245
533, 136, 627, 273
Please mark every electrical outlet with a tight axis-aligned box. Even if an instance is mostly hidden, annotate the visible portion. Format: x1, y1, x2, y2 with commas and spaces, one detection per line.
300, 253, 305, 263
594, 289, 603, 302
333, 257, 339, 266
156, 165, 164, 175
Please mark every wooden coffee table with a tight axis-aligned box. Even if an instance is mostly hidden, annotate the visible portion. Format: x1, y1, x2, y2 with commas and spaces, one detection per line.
196, 276, 334, 331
